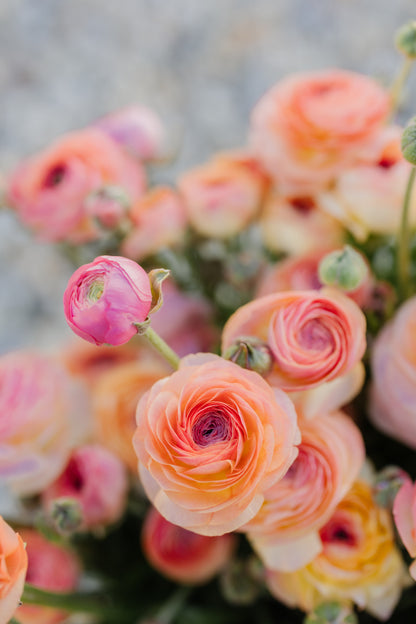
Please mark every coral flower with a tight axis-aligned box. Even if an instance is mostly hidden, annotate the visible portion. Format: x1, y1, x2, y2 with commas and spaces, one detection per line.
63, 255, 152, 346
0, 517, 27, 624
133, 353, 300, 536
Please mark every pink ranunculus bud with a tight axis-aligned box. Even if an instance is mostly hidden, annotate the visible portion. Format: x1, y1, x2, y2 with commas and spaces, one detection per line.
42, 444, 128, 531
142, 506, 237, 584
95, 106, 165, 161
63, 255, 152, 346
17, 529, 80, 624
0, 517, 28, 624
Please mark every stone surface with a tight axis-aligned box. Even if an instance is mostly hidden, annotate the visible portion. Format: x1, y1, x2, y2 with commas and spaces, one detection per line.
1, 0, 415, 352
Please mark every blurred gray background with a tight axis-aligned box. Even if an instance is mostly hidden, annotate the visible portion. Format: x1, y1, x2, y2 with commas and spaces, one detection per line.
1, 0, 415, 353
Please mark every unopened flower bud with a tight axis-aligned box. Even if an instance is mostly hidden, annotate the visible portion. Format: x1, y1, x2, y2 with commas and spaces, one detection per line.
373, 465, 408, 509
395, 21, 416, 59
50, 497, 83, 535
85, 185, 131, 230
223, 336, 273, 376
318, 245, 368, 292
220, 557, 263, 606
304, 601, 358, 624
401, 117, 416, 165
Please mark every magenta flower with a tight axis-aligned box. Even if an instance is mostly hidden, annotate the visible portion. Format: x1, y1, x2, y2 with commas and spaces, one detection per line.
63, 255, 152, 346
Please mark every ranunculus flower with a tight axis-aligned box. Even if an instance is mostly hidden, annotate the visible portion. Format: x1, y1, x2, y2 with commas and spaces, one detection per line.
0, 516, 27, 624
121, 187, 187, 261
64, 255, 152, 346
393, 475, 416, 580
250, 70, 390, 194
42, 444, 128, 531
93, 354, 172, 472
178, 151, 267, 238
369, 295, 416, 447
133, 353, 300, 536
142, 506, 237, 584
243, 411, 365, 571
0, 351, 79, 496
265, 481, 409, 621
7, 128, 145, 243
222, 289, 366, 392
17, 529, 80, 624
95, 105, 165, 161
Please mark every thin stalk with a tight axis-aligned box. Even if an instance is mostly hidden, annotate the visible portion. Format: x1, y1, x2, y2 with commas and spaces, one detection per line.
390, 56, 414, 119
150, 586, 191, 624
397, 166, 416, 300
143, 327, 180, 370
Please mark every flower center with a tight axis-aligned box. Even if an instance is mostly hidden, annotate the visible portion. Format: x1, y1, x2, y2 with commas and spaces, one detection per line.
88, 279, 104, 302
298, 318, 333, 351
43, 164, 66, 188
192, 411, 231, 447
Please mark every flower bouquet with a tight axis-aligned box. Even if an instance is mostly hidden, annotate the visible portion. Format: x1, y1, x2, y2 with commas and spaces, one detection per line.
2, 21, 416, 624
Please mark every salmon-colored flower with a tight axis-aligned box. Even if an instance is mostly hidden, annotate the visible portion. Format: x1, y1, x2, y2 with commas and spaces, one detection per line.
244, 411, 365, 571
7, 128, 145, 243
266, 481, 409, 621
222, 289, 366, 392
133, 353, 300, 536
250, 70, 390, 194
64, 255, 152, 346
393, 475, 416, 580
0, 517, 27, 624
142, 506, 236, 584
17, 529, 80, 624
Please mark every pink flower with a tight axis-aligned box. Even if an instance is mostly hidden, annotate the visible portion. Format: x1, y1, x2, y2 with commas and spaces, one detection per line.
63, 255, 152, 346
133, 353, 300, 536
7, 128, 145, 243
222, 289, 366, 392
142, 506, 236, 584
95, 105, 165, 161
0, 517, 27, 624
17, 529, 80, 624
0, 351, 78, 496
250, 70, 390, 194
393, 475, 416, 580
42, 444, 128, 530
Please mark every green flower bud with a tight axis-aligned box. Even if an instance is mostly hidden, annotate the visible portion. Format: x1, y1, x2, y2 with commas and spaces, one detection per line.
50, 497, 83, 535
220, 557, 264, 606
304, 602, 358, 624
318, 245, 368, 292
223, 336, 273, 376
373, 465, 407, 509
395, 21, 416, 59
401, 117, 416, 165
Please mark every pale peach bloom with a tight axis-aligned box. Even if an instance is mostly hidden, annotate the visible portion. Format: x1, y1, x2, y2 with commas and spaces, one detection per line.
259, 194, 344, 256
266, 481, 409, 621
133, 353, 300, 536
142, 506, 236, 584
121, 187, 187, 261
93, 355, 172, 473
222, 289, 366, 392
393, 475, 416, 580
7, 128, 145, 243
0, 517, 27, 624
250, 70, 390, 194
42, 444, 128, 530
318, 127, 416, 241
243, 411, 365, 571
0, 351, 80, 496
369, 296, 416, 447
178, 152, 267, 238
17, 529, 80, 624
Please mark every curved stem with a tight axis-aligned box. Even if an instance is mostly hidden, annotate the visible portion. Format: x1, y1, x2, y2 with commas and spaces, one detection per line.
397, 166, 416, 300
143, 327, 180, 370
151, 586, 191, 624
390, 57, 413, 119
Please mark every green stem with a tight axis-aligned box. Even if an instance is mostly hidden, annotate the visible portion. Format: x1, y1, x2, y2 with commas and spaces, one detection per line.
390, 56, 414, 119
151, 586, 191, 624
143, 327, 180, 370
397, 166, 416, 300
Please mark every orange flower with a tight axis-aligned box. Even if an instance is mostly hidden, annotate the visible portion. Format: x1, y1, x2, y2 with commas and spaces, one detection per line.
133, 353, 300, 536
0, 517, 27, 624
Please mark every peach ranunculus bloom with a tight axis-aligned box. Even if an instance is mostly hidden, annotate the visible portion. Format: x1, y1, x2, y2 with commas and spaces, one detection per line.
265, 481, 409, 621
243, 411, 365, 572
93, 354, 172, 473
393, 475, 416, 581
17, 529, 80, 624
250, 69, 390, 195
318, 126, 416, 241
121, 186, 187, 262
42, 444, 128, 531
142, 506, 237, 584
7, 128, 146, 243
133, 353, 300, 536
0, 516, 27, 624
0, 351, 82, 496
369, 295, 416, 447
178, 151, 268, 239
259, 193, 344, 257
